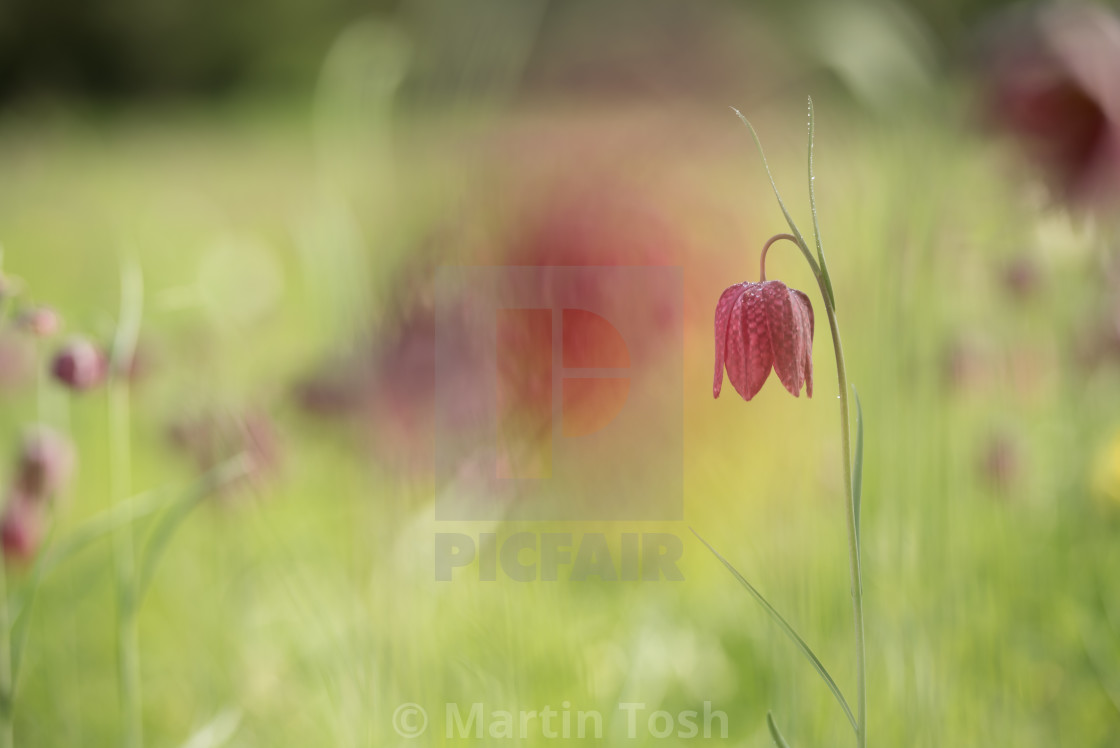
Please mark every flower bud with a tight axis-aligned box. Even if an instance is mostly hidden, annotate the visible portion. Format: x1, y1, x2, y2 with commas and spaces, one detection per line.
0, 494, 43, 561
16, 306, 60, 337
1001, 256, 1042, 302
51, 338, 108, 391
15, 425, 73, 501
979, 433, 1021, 493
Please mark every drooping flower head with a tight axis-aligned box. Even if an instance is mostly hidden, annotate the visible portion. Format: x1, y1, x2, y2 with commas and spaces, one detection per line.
714, 279, 814, 401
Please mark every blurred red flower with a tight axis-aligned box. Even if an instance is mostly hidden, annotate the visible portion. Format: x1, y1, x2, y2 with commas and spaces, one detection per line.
51, 338, 107, 391
0, 493, 43, 561
978, 4, 1120, 205
15, 426, 73, 501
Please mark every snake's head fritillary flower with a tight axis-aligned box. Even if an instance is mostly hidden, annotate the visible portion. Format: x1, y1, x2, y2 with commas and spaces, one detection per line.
714, 280, 814, 401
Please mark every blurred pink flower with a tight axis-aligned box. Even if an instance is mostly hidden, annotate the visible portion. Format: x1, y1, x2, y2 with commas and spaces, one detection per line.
298, 185, 687, 473
1000, 255, 1043, 301
979, 433, 1021, 493
168, 409, 281, 495
0, 493, 43, 562
16, 306, 60, 337
51, 338, 107, 391
14, 425, 73, 501
978, 4, 1120, 205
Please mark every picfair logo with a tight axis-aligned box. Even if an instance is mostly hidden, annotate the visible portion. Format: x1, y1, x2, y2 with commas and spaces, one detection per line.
434, 266, 682, 521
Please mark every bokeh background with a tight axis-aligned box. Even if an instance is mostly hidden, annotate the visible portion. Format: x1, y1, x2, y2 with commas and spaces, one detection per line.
2, 0, 1120, 745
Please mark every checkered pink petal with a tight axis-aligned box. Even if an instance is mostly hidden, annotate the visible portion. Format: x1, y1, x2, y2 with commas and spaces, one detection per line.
790, 288, 814, 398
713, 283, 747, 398
713, 280, 814, 401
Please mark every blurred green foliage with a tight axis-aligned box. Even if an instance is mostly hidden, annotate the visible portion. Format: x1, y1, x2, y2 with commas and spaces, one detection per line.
1, 0, 1120, 745
3, 0, 1118, 105
0, 88, 1118, 745
0, 0, 390, 101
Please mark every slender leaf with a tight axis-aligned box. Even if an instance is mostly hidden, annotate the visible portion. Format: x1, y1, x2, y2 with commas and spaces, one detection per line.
691, 529, 858, 733
852, 384, 864, 551
9, 488, 173, 685
731, 108, 822, 280
806, 97, 837, 309
11, 455, 249, 685
767, 711, 792, 748
32, 491, 171, 581
135, 454, 251, 607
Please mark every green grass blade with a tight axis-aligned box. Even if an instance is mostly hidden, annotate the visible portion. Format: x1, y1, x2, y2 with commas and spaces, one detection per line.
852, 384, 864, 551
807, 97, 837, 309
767, 711, 792, 748
1081, 620, 1120, 716
691, 529, 858, 733
33, 490, 170, 579
136, 455, 251, 607
11, 455, 247, 685
11, 489, 171, 617
731, 108, 822, 279
9, 488, 173, 686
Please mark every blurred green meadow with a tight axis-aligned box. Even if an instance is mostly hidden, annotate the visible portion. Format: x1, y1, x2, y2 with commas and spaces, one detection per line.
1, 1, 1120, 746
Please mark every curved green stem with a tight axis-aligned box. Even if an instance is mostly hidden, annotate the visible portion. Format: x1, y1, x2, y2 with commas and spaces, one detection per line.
793, 182, 865, 748
738, 103, 867, 746
759, 234, 801, 282
803, 98, 865, 748
821, 291, 866, 748
789, 224, 865, 748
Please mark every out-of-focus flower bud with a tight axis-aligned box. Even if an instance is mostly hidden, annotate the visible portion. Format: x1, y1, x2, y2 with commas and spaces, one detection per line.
1000, 256, 1043, 302
942, 336, 990, 394
979, 433, 1021, 493
51, 338, 108, 391
15, 425, 73, 501
0, 494, 43, 561
16, 306, 61, 337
